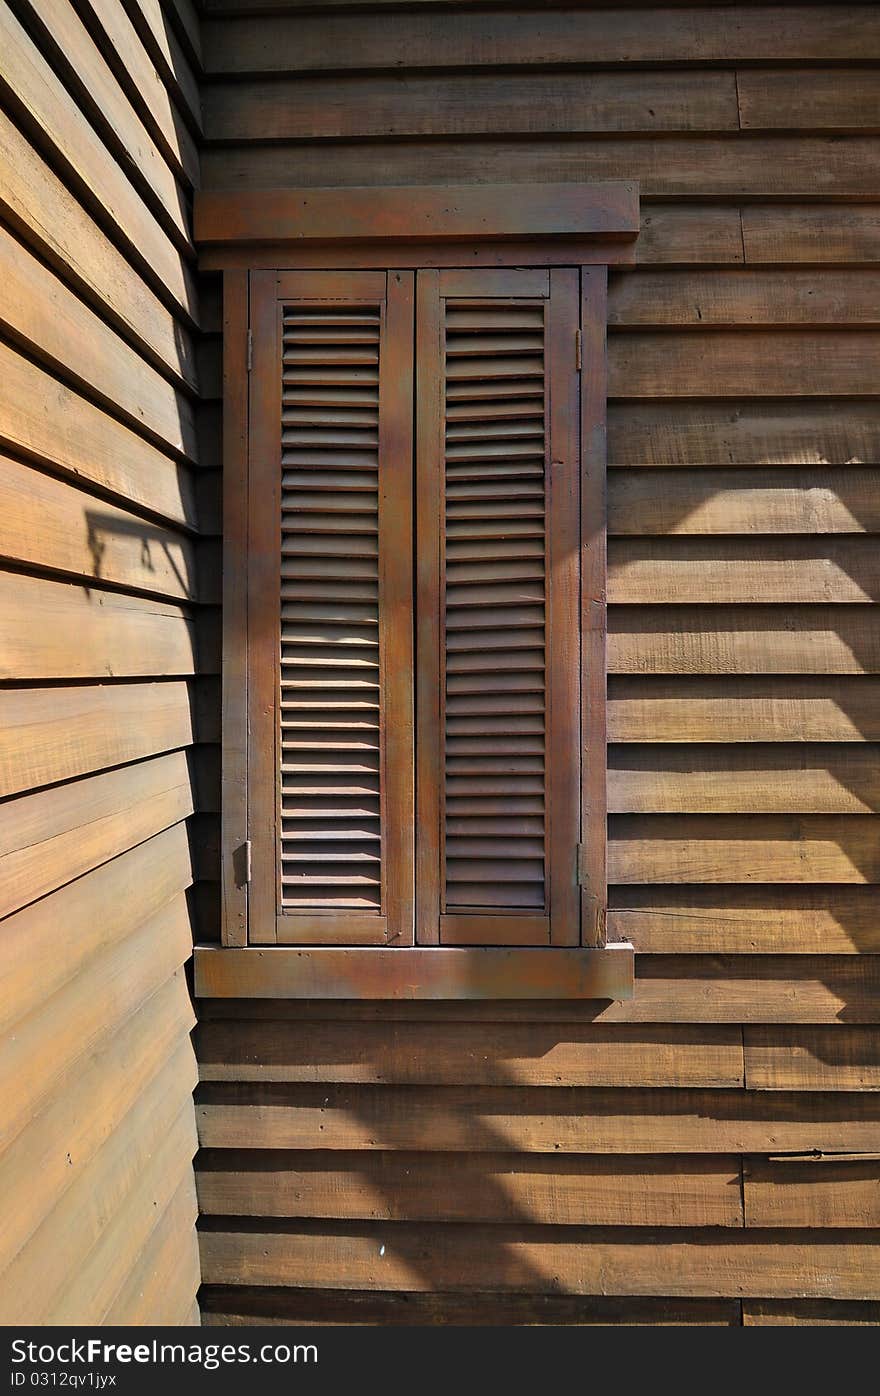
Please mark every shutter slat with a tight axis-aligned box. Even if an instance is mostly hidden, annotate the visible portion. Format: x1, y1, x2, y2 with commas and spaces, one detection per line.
442, 300, 548, 922
278, 301, 384, 916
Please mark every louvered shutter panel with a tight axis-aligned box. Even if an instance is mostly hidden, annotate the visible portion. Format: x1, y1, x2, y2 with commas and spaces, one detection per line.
248, 271, 414, 944
416, 269, 582, 945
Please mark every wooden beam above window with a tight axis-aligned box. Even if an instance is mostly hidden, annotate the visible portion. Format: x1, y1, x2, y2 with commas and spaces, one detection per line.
194, 181, 639, 252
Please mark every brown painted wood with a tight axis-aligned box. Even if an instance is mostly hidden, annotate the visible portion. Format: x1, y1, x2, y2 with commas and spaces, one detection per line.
195, 945, 634, 1001
742, 1299, 880, 1326
196, 1081, 880, 1155
609, 468, 880, 535
0, 453, 197, 600
742, 205, 880, 265
0, 109, 197, 389
608, 885, 880, 955
0, 681, 195, 797
200, 137, 880, 200
609, 270, 880, 327
745, 1027, 880, 1091
0, 342, 196, 527
0, 974, 194, 1273
738, 68, 880, 132
0, 750, 193, 919
198, 1220, 880, 1299
201, 72, 737, 141
0, 824, 193, 1037
744, 1157, 880, 1229
200, 1286, 741, 1327
608, 401, 880, 467
0, 224, 198, 460
196, 1151, 744, 1227
608, 744, 880, 814
0, 572, 197, 681
608, 605, 880, 675
221, 270, 249, 946
202, 8, 880, 71
195, 184, 639, 246
608, 676, 880, 745
196, 1020, 743, 1088
0, 2, 197, 319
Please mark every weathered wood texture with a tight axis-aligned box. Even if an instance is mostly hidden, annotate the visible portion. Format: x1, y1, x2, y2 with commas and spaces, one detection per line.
195, 1, 880, 1329
0, 0, 202, 1326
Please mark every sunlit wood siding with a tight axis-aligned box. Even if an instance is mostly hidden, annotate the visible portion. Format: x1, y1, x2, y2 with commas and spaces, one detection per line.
0, 0, 206, 1326
194, 1, 880, 1326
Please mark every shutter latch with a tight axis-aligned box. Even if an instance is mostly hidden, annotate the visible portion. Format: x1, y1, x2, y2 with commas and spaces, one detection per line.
576, 842, 587, 885
233, 839, 252, 887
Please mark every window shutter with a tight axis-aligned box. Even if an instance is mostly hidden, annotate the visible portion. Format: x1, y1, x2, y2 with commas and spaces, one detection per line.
416, 268, 583, 946
248, 271, 415, 944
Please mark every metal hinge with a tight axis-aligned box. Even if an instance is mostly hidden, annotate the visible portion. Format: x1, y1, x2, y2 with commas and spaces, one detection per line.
234, 839, 252, 887
246, 328, 253, 372
575, 328, 582, 371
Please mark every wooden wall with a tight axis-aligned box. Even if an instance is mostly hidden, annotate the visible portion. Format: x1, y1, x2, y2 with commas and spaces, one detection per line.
194, 2, 880, 1325
0, 0, 207, 1325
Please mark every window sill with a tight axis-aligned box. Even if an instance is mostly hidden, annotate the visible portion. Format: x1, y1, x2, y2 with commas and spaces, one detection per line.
193, 944, 634, 1001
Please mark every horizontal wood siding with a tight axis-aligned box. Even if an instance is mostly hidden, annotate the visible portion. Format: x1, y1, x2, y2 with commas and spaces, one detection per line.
0, 0, 203, 1326
195, 1, 880, 1327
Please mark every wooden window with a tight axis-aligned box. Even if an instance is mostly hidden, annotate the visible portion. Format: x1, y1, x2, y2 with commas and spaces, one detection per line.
228, 265, 608, 955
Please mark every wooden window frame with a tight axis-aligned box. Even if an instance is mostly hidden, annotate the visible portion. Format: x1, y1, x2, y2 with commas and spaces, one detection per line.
200, 183, 636, 1000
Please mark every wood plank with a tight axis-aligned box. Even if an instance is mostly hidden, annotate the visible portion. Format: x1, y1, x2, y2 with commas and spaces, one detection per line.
196, 973, 879, 1025
49, 1155, 197, 1325
201, 71, 738, 141
195, 1021, 743, 1088
0, 680, 195, 797
0, 454, 197, 599
745, 1027, 880, 1091
200, 1287, 741, 1327
738, 68, 880, 132
608, 677, 880, 744
0, 109, 196, 390
12, 0, 192, 248
608, 468, 880, 536
743, 1299, 880, 1325
195, 183, 639, 245
608, 606, 880, 675
608, 744, 880, 814
0, 1059, 195, 1322
743, 206, 880, 265
609, 537, 880, 605
0, 894, 192, 1151
73, 0, 199, 188
0, 750, 193, 918
634, 205, 744, 266
119, 0, 202, 130
202, 9, 880, 71
0, 342, 196, 527
608, 270, 880, 327
196, 1151, 744, 1227
608, 401, 880, 467
102, 1173, 200, 1325
0, 225, 197, 460
608, 885, 880, 955
0, 972, 193, 1272
195, 1082, 880, 1154
609, 814, 880, 883
609, 330, 880, 398
198, 1220, 880, 1299
744, 1158, 880, 1229
0, 572, 197, 680
0, 824, 192, 1035
200, 137, 880, 199
0, 3, 196, 319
